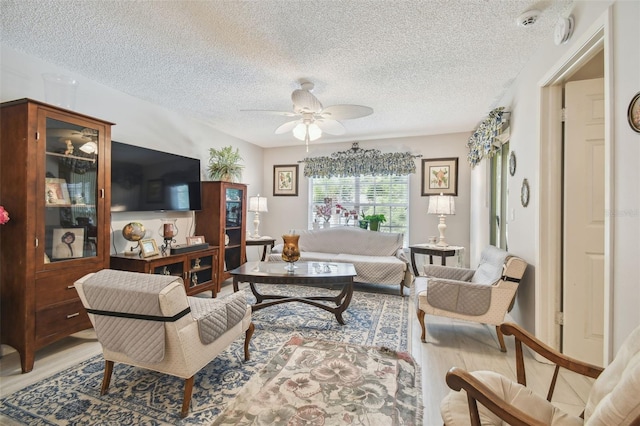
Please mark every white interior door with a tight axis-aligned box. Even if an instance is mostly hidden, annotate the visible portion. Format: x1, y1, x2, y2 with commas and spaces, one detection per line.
563, 78, 604, 366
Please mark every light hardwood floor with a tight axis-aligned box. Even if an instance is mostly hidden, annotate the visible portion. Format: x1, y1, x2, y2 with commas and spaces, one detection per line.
1, 281, 594, 425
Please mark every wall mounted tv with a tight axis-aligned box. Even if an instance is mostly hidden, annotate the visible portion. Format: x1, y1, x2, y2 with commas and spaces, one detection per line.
111, 141, 202, 212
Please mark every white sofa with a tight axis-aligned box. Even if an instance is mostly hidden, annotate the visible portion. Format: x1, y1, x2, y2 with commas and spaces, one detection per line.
269, 227, 411, 295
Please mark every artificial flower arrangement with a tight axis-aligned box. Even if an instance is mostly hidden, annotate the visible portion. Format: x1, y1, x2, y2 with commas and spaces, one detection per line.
315, 198, 333, 222
0, 205, 9, 225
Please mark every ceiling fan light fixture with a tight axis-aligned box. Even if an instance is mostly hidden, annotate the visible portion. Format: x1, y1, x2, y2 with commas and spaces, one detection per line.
293, 122, 322, 141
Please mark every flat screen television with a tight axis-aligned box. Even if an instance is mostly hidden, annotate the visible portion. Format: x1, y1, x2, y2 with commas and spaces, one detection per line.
110, 141, 202, 212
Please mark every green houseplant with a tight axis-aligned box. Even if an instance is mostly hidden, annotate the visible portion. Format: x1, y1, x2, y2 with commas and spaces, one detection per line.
364, 213, 386, 231
207, 146, 244, 182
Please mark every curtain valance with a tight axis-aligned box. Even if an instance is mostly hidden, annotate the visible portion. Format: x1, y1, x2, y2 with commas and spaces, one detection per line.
467, 107, 509, 167
301, 143, 421, 178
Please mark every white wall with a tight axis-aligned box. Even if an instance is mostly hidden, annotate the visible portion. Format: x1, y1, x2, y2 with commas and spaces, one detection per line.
1, 45, 264, 253
470, 0, 640, 352
261, 134, 472, 268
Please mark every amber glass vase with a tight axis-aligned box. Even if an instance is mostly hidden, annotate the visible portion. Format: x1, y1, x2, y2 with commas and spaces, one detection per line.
281, 234, 300, 271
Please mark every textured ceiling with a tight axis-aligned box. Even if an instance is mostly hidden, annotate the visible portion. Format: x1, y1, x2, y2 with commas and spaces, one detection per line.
1, 0, 574, 148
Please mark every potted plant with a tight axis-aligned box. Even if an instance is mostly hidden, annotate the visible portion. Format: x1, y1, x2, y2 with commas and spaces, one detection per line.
207, 146, 244, 182
364, 213, 386, 231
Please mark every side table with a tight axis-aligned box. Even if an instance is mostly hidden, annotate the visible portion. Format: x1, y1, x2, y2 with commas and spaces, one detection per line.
409, 244, 465, 276
245, 237, 276, 261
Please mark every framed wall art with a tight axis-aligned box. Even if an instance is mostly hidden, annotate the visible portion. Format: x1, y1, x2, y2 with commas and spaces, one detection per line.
273, 164, 299, 196
421, 157, 458, 196
628, 92, 640, 133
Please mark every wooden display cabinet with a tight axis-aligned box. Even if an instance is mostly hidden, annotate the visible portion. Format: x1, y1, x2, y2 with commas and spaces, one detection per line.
195, 181, 247, 292
110, 247, 219, 296
0, 99, 113, 373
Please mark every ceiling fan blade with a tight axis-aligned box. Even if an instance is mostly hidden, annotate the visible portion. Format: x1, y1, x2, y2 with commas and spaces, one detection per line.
275, 120, 300, 134
315, 119, 346, 135
291, 89, 323, 114
241, 109, 298, 117
320, 104, 373, 120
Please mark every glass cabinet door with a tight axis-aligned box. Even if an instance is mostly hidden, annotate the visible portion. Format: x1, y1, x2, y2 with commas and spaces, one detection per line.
43, 117, 100, 263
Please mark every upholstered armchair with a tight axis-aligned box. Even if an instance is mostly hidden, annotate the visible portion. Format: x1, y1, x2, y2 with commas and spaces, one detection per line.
442, 322, 640, 425
75, 269, 254, 418
414, 245, 527, 351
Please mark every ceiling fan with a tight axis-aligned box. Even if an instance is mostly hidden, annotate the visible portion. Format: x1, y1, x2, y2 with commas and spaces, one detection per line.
244, 81, 373, 149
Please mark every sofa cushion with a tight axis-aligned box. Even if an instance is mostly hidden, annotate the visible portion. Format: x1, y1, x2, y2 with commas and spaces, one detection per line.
296, 227, 403, 257
335, 253, 406, 285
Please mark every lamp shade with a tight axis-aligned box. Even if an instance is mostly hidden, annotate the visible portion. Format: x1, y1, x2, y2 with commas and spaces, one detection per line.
248, 195, 268, 213
428, 195, 455, 215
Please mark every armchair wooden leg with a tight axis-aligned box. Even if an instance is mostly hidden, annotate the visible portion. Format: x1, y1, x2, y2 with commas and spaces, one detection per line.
100, 360, 114, 395
417, 310, 427, 343
496, 325, 507, 352
244, 322, 255, 361
181, 376, 194, 418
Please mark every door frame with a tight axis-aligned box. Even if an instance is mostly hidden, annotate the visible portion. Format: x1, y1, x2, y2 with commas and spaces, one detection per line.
537, 9, 614, 364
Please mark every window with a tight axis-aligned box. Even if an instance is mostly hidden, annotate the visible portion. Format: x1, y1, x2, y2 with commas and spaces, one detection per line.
309, 175, 410, 245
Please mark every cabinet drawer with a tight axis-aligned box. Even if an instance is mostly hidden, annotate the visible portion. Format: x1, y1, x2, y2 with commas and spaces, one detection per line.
36, 269, 97, 309
36, 300, 91, 344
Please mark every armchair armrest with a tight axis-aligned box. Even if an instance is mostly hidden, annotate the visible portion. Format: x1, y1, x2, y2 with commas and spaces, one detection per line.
424, 264, 475, 281
445, 367, 547, 426
499, 322, 603, 401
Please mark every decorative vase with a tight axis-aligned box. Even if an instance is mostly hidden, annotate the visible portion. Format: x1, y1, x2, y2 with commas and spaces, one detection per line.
323, 221, 330, 229
359, 220, 369, 230
281, 234, 300, 272
369, 220, 380, 231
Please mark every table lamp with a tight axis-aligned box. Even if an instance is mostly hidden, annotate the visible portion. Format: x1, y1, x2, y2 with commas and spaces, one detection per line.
248, 194, 268, 239
428, 194, 455, 247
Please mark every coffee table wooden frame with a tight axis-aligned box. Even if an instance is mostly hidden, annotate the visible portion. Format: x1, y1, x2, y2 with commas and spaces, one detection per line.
231, 261, 356, 325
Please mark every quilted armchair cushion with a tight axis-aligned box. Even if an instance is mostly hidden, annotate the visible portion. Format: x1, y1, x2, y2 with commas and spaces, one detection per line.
188, 292, 248, 345
424, 264, 475, 282
584, 325, 640, 425
427, 279, 492, 316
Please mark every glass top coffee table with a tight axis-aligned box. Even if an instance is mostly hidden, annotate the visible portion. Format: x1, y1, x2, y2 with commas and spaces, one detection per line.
230, 261, 357, 325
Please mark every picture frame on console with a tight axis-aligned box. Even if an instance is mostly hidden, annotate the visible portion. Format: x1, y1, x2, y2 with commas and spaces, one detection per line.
273, 164, 299, 196
140, 238, 160, 258
187, 235, 205, 245
421, 157, 458, 196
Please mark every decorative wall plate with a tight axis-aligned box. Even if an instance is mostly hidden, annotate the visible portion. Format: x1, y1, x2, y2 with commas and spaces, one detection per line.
509, 151, 517, 176
628, 92, 640, 133
521, 178, 530, 207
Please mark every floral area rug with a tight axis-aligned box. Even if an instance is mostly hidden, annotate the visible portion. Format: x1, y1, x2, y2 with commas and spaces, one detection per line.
0, 285, 413, 425
213, 336, 422, 426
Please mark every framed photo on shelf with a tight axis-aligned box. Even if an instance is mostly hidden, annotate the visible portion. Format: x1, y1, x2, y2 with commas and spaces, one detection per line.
421, 157, 459, 196
273, 164, 299, 196
51, 227, 85, 259
186, 235, 205, 245
45, 178, 71, 205
140, 238, 160, 258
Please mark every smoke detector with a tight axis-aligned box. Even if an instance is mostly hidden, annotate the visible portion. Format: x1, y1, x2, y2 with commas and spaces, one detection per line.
517, 10, 541, 27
